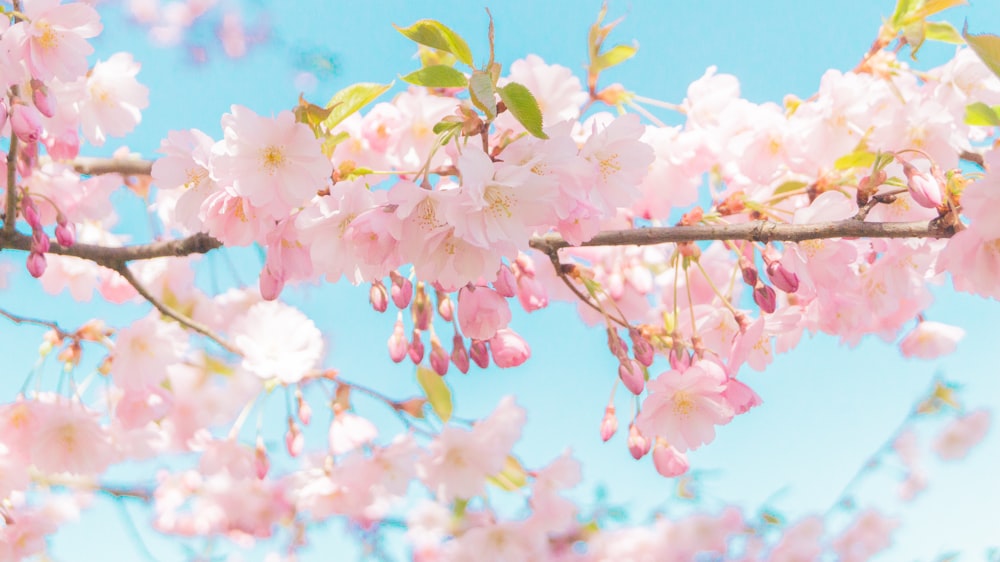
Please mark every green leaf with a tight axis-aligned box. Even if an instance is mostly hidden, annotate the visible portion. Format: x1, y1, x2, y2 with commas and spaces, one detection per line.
834, 149, 877, 170
293, 93, 336, 137
963, 27, 1000, 80
772, 180, 807, 196
323, 82, 393, 131
498, 82, 547, 139
903, 21, 926, 56
907, 0, 967, 22
965, 102, 1000, 126
891, 0, 918, 28
468, 70, 497, 121
432, 119, 463, 135
400, 65, 468, 88
394, 20, 473, 67
925, 21, 964, 44
595, 43, 638, 72
416, 365, 452, 422
486, 455, 528, 491
320, 131, 350, 159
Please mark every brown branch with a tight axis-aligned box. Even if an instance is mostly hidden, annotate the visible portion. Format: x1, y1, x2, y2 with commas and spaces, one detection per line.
528, 219, 954, 253
0, 307, 72, 339
5, 90, 20, 235
114, 263, 240, 354
0, 230, 222, 263
72, 157, 154, 177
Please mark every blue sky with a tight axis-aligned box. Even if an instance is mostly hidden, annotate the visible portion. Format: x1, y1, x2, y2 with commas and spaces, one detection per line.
3, 0, 1000, 560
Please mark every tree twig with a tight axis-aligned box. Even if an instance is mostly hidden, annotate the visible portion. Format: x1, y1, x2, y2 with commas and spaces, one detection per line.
0, 307, 72, 339
0, 230, 222, 262
528, 218, 954, 253
72, 156, 154, 177
4, 89, 20, 235
113, 263, 240, 354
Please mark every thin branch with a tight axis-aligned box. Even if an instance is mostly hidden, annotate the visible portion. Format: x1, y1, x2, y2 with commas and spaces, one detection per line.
528, 218, 955, 253
4, 90, 20, 235
113, 263, 240, 354
0, 230, 222, 262
0, 307, 72, 338
72, 156, 154, 177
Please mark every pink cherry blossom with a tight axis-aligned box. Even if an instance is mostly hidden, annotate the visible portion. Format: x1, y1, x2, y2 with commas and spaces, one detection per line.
211, 105, 331, 216
457, 285, 511, 340
651, 438, 689, 477
231, 300, 324, 384
934, 409, 991, 461
635, 359, 735, 452
78, 52, 150, 145
328, 412, 378, 455
111, 312, 189, 391
11, 0, 103, 82
899, 320, 964, 359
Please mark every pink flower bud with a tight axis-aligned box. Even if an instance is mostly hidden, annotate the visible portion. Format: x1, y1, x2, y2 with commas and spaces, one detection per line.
55, 220, 75, 248
258, 266, 283, 301
44, 128, 80, 160
618, 358, 645, 395
32, 229, 50, 254
388, 315, 407, 363
630, 329, 654, 367
30, 79, 55, 118
903, 162, 943, 209
627, 424, 651, 460
409, 329, 425, 364
652, 438, 689, 478
22, 195, 41, 230
753, 284, 776, 314
11, 103, 42, 144
254, 437, 269, 479
489, 328, 530, 368
296, 390, 312, 425
607, 328, 627, 359
413, 285, 433, 330
494, 264, 517, 297
17, 139, 38, 178
436, 291, 454, 322
451, 333, 469, 374
369, 281, 388, 312
390, 271, 413, 309
600, 405, 618, 442
765, 260, 798, 293
470, 339, 490, 369
27, 251, 46, 278
738, 255, 758, 287
285, 420, 303, 457
430, 338, 449, 376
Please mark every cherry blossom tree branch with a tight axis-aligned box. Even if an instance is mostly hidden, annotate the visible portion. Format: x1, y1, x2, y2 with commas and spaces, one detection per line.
112, 263, 240, 354
72, 156, 154, 177
0, 230, 222, 262
4, 91, 20, 235
0, 307, 72, 339
528, 218, 956, 253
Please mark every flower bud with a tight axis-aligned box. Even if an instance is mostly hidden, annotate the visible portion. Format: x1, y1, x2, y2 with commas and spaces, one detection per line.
738, 255, 758, 287
627, 424, 651, 460
765, 260, 799, 293
489, 328, 530, 368
55, 220, 75, 247
429, 337, 449, 376
388, 315, 407, 363
451, 333, 469, 374
470, 339, 490, 369
630, 329, 654, 367
369, 281, 388, 313
254, 437, 269, 479
618, 358, 645, 395
285, 419, 304, 457
44, 128, 80, 161
258, 266, 283, 301
436, 290, 453, 322
390, 271, 413, 309
753, 284, 777, 314
902, 161, 943, 209
11, 103, 42, 144
408, 329, 425, 364
600, 405, 618, 442
32, 229, 50, 254
296, 390, 312, 425
652, 438, 689, 478
30, 79, 55, 118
